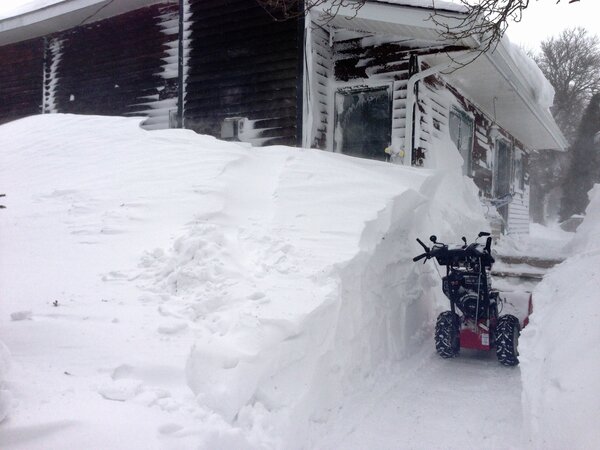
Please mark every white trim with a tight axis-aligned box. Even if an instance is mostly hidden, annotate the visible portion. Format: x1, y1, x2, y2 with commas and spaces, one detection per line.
302, 12, 313, 149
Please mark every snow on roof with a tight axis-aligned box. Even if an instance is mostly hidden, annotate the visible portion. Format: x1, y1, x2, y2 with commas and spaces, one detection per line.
0, 0, 168, 45
375, 0, 467, 13
0, 0, 68, 21
0, 0, 64, 21
504, 38, 554, 111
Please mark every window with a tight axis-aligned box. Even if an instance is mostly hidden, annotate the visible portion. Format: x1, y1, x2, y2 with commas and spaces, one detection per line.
334, 86, 392, 161
513, 149, 525, 192
495, 139, 512, 198
449, 108, 474, 175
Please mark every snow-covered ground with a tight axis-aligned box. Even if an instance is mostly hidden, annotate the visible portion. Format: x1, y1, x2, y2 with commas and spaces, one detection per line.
0, 114, 595, 449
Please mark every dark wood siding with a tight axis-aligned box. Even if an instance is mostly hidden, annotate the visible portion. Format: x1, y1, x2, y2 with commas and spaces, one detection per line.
184, 0, 301, 146
46, 3, 179, 126
0, 38, 44, 125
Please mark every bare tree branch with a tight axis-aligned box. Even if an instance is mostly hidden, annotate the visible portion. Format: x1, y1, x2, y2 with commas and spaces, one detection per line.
430, 0, 584, 54
255, 0, 367, 21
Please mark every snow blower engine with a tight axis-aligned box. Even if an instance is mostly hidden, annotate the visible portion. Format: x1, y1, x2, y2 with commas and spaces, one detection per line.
413, 232, 520, 366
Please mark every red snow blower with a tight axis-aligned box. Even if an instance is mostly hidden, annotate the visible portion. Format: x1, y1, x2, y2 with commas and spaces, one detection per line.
413, 232, 524, 366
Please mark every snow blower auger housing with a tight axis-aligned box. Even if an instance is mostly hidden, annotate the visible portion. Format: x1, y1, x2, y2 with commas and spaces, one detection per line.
413, 232, 520, 366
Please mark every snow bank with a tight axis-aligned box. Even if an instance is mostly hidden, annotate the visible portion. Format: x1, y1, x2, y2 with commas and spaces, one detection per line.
0, 114, 487, 448
140, 133, 487, 445
567, 184, 600, 254
520, 184, 600, 449
0, 340, 10, 423
495, 222, 572, 261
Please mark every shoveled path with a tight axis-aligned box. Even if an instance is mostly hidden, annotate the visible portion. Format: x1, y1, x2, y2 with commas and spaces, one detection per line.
314, 343, 523, 449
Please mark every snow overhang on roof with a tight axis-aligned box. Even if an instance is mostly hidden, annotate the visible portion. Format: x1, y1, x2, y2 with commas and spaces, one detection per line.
313, 0, 568, 152
0, 0, 172, 46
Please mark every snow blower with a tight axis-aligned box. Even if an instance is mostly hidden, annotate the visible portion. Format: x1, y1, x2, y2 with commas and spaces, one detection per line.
413, 232, 520, 366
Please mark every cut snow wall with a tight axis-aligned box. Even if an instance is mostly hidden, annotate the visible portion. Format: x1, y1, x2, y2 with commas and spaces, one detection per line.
521, 186, 600, 448
0, 340, 11, 424
178, 148, 487, 447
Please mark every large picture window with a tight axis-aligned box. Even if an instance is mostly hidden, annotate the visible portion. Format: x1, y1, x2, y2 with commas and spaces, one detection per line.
334, 86, 392, 161
449, 108, 474, 175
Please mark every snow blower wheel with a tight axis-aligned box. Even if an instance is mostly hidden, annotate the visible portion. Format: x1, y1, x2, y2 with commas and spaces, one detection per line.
435, 311, 460, 358
495, 315, 520, 366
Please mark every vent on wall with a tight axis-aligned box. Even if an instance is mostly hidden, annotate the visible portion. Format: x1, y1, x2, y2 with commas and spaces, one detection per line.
221, 117, 247, 141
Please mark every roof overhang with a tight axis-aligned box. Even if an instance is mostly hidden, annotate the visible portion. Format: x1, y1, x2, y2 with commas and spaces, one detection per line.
0, 0, 172, 46
421, 43, 568, 151
312, 1, 568, 152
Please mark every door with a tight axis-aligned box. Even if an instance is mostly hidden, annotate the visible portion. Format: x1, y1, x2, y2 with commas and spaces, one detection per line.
334, 86, 392, 161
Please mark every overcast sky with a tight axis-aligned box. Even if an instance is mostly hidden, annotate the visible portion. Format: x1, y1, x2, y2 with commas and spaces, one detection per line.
0, 0, 598, 51
507, 0, 600, 51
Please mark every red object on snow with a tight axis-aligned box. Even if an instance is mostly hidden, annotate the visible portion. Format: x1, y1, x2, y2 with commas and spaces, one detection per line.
523, 293, 533, 327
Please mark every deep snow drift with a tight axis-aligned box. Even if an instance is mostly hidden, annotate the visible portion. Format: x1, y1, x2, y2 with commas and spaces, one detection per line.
0, 114, 490, 448
520, 185, 600, 449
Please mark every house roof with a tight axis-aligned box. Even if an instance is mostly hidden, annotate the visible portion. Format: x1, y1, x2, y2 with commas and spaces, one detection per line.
1, 0, 567, 152
315, 0, 568, 151
375, 0, 466, 14
0, 0, 170, 45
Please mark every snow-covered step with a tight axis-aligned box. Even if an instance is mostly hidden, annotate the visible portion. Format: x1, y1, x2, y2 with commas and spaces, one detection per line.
496, 255, 564, 269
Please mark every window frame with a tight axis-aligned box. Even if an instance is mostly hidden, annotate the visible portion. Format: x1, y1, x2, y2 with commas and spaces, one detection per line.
449, 107, 475, 176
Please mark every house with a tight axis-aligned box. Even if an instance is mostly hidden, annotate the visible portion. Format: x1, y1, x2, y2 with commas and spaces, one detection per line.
0, 0, 567, 234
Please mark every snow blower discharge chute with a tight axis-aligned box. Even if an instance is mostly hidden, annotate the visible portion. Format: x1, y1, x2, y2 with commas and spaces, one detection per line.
413, 232, 521, 366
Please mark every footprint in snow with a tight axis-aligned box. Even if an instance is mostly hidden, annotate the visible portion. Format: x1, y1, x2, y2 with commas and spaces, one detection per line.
10, 310, 32, 321
157, 321, 188, 335
98, 379, 143, 402
247, 291, 265, 301
158, 423, 184, 435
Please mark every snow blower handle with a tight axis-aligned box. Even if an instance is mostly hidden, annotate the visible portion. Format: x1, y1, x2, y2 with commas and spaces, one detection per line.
416, 238, 430, 253
413, 252, 428, 262
413, 238, 431, 262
